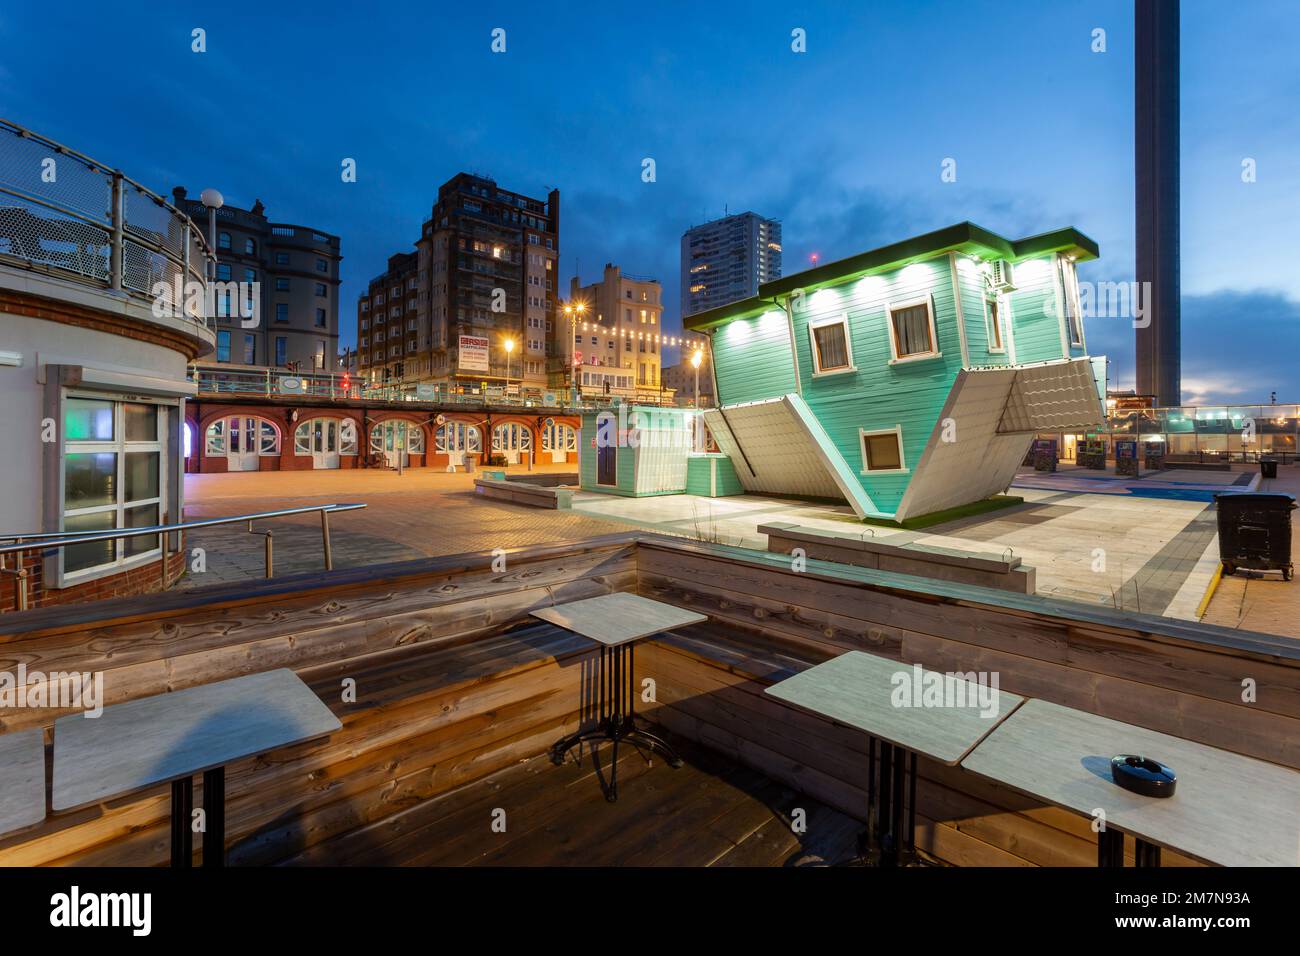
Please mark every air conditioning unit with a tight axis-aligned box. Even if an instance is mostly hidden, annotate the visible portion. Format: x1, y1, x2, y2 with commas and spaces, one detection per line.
988, 260, 1016, 293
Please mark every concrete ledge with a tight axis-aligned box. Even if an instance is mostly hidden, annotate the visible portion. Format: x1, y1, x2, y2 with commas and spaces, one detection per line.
759, 522, 1035, 594
474, 477, 573, 509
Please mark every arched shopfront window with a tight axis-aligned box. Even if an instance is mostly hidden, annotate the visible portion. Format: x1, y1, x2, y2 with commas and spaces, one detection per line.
541, 421, 577, 452
435, 421, 482, 453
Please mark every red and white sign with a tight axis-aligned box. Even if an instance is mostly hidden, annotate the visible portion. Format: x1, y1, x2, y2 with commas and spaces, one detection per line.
458, 335, 490, 373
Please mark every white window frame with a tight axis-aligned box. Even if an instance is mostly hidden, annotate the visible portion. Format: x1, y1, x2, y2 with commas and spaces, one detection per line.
60, 395, 166, 585
858, 425, 909, 476
806, 312, 857, 376
1057, 256, 1086, 348
984, 295, 1006, 354
886, 296, 941, 365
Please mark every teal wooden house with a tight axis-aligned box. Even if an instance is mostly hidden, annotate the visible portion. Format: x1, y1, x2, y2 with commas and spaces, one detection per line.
684, 222, 1106, 522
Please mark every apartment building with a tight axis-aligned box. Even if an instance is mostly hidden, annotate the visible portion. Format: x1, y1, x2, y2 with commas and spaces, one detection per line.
565, 263, 668, 401
680, 211, 782, 318
172, 188, 341, 371
357, 251, 419, 382
358, 174, 559, 390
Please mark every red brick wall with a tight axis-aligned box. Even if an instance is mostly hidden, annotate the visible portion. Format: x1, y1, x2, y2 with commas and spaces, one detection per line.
0, 551, 187, 613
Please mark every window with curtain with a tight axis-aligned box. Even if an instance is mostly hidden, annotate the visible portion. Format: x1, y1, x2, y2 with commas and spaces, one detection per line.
811, 317, 851, 372
889, 302, 935, 359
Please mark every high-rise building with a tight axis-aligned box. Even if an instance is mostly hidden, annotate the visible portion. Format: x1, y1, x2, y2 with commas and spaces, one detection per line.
358, 174, 560, 390
565, 263, 666, 401
1134, 0, 1181, 406
680, 211, 782, 318
172, 188, 342, 371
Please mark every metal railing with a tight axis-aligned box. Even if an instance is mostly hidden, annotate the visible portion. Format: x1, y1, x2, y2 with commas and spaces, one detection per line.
0, 118, 213, 324
0, 503, 365, 612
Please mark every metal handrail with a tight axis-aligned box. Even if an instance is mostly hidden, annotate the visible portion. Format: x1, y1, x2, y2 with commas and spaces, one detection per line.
0, 117, 214, 325
0, 503, 365, 612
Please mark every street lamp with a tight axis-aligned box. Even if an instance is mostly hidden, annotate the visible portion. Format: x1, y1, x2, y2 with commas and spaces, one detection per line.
504, 336, 516, 384
691, 347, 704, 408
562, 300, 586, 407
199, 188, 223, 284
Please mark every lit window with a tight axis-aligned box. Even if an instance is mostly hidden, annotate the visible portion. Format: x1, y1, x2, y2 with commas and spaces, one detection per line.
808, 314, 854, 374
986, 298, 1005, 352
888, 299, 939, 362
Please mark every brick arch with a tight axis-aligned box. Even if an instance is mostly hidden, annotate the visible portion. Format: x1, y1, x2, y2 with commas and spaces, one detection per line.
193, 408, 288, 474
285, 411, 367, 470
365, 412, 433, 469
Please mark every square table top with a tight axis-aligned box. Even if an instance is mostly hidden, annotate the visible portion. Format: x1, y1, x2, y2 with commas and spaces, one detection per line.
960, 698, 1300, 867
0, 728, 46, 837
531, 592, 707, 646
52, 668, 342, 813
765, 651, 1024, 765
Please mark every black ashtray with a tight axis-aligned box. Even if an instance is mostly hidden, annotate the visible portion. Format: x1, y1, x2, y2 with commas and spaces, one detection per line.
1110, 755, 1177, 797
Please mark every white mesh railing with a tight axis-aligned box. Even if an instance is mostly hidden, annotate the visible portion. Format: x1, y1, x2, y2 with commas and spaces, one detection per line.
0, 118, 213, 325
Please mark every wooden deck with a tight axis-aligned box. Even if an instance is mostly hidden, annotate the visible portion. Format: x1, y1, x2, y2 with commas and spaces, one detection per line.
280, 734, 861, 867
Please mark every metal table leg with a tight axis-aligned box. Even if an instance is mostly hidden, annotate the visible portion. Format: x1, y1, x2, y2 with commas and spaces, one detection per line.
1098, 828, 1125, 867
170, 777, 193, 868
1134, 838, 1162, 867
203, 767, 226, 867
550, 640, 683, 803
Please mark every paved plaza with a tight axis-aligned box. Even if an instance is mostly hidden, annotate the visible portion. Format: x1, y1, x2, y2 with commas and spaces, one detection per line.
176, 461, 1300, 637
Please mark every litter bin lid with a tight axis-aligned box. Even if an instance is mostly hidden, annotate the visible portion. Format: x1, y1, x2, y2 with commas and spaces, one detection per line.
1214, 492, 1296, 506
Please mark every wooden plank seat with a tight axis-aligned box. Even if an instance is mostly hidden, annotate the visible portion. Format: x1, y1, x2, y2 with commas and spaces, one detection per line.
473, 477, 573, 509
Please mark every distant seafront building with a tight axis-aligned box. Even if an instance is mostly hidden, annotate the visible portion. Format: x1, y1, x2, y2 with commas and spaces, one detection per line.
680, 211, 782, 318
358, 173, 560, 392
566, 263, 666, 401
684, 222, 1106, 522
172, 188, 341, 372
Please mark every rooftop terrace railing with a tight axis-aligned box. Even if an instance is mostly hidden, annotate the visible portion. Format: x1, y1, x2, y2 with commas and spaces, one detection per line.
0, 118, 213, 324
0, 502, 365, 612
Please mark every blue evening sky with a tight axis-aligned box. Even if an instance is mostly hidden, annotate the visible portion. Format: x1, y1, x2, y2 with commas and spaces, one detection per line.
2, 0, 1297, 404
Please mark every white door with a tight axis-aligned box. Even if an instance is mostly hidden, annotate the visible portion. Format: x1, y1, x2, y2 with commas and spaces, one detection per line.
228, 417, 259, 471
371, 422, 407, 469
312, 419, 340, 469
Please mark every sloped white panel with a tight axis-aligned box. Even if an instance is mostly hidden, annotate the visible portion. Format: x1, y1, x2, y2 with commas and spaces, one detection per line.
897, 358, 1101, 521
998, 358, 1105, 432
702, 397, 873, 516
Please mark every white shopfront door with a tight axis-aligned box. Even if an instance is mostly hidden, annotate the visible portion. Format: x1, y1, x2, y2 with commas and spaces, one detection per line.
312, 419, 340, 469
228, 417, 259, 471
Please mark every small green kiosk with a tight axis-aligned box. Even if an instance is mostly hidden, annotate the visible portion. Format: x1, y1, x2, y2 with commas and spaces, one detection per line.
579, 405, 741, 498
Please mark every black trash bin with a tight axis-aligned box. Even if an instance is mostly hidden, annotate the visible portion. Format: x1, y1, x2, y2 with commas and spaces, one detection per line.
1215, 492, 1295, 580
1261, 457, 1279, 479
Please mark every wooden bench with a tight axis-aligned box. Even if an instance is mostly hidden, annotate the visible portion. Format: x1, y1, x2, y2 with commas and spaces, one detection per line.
474, 477, 573, 509
759, 522, 1035, 594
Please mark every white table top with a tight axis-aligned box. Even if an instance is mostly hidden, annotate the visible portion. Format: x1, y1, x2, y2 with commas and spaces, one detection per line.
765, 651, 1024, 765
961, 698, 1300, 867
0, 728, 46, 837
52, 668, 341, 812
531, 592, 707, 646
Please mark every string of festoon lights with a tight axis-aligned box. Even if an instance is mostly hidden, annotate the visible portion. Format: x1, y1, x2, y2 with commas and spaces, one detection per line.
575, 321, 685, 348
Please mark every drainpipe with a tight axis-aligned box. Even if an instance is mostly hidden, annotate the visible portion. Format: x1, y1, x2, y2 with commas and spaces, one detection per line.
768, 294, 802, 397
